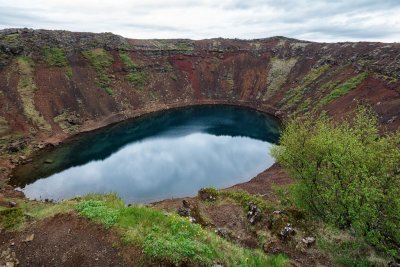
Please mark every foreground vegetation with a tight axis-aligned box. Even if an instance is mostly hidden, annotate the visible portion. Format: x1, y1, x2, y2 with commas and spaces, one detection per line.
0, 194, 287, 266
272, 107, 400, 259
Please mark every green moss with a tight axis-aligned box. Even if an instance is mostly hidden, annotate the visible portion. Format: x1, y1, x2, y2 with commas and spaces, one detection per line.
104, 87, 113, 96
164, 62, 174, 72
152, 40, 194, 51
282, 64, 331, 109
118, 51, 150, 89
43, 47, 67, 67
317, 72, 368, 108
16, 56, 52, 131
200, 187, 270, 211
0, 116, 9, 135
373, 73, 398, 84
65, 66, 73, 79
295, 98, 311, 114
119, 51, 139, 70
127, 71, 149, 88
263, 57, 297, 100
220, 190, 271, 211
53, 111, 81, 133
319, 80, 341, 92
82, 48, 114, 95
0, 33, 20, 48
175, 42, 194, 51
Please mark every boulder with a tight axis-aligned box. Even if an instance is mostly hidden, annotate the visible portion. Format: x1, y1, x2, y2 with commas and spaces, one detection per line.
279, 223, 295, 241
177, 206, 191, 217
247, 202, 261, 224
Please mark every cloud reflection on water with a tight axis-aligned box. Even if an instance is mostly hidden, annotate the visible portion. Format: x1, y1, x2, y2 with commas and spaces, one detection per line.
22, 133, 274, 203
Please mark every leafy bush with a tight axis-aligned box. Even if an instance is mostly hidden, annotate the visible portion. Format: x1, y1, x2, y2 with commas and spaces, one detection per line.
271, 107, 400, 257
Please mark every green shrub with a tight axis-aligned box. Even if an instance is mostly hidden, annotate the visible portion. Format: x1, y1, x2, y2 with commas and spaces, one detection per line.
43, 47, 67, 67
271, 107, 400, 257
0, 208, 25, 230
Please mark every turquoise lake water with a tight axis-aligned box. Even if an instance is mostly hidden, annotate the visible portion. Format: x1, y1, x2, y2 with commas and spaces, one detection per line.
13, 105, 281, 203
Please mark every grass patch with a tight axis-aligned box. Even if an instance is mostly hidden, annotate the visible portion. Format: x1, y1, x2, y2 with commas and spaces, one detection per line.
263, 57, 297, 100
0, 208, 25, 230
0, 198, 75, 231
82, 48, 114, 95
200, 187, 270, 211
152, 40, 194, 51
75, 194, 286, 266
65, 66, 73, 79
16, 56, 52, 131
127, 71, 149, 88
118, 50, 149, 89
1, 33, 20, 43
318, 226, 388, 266
53, 111, 81, 133
317, 72, 368, 108
43, 47, 67, 67
119, 51, 139, 70
220, 190, 270, 211
0, 116, 9, 135
76, 199, 120, 229
282, 64, 330, 109
18, 200, 75, 220
319, 79, 342, 92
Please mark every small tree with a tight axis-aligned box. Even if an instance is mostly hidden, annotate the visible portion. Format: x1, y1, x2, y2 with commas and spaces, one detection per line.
271, 107, 400, 256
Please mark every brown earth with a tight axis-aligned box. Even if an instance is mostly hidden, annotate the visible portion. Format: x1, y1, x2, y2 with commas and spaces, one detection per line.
0, 213, 137, 267
0, 29, 399, 266
152, 164, 333, 267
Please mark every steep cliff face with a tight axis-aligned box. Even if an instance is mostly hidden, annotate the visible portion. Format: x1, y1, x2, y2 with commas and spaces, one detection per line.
0, 28, 399, 147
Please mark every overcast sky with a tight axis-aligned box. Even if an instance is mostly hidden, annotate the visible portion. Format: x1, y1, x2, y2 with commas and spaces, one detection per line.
1, 0, 399, 42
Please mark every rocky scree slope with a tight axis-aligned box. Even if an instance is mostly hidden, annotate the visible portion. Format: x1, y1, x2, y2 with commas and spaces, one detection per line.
0, 28, 399, 161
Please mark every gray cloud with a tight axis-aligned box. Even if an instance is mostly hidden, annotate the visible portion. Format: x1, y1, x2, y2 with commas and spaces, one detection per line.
0, 0, 399, 42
